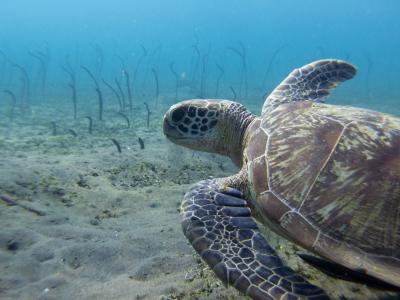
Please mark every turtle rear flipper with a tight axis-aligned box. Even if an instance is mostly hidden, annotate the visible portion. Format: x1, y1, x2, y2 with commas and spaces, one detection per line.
262, 59, 357, 115
182, 179, 329, 300
298, 253, 400, 292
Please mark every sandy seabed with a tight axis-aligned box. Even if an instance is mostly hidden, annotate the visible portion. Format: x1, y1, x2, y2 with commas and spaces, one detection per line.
0, 100, 398, 300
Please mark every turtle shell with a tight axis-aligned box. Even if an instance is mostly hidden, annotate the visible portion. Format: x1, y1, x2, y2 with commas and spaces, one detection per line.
243, 100, 400, 287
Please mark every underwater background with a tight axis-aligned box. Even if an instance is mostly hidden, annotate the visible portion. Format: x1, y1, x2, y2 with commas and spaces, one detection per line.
0, 1, 399, 299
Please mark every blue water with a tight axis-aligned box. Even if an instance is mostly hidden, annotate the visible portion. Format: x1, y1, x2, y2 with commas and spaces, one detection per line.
1, 0, 399, 115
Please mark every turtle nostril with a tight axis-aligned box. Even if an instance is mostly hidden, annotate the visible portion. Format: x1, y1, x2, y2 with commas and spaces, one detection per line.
163, 118, 176, 133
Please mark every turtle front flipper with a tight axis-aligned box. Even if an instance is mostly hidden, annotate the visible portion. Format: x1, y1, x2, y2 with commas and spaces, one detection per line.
182, 179, 329, 300
262, 59, 357, 115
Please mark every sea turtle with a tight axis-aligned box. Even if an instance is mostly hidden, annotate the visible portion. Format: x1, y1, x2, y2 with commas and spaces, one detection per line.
163, 59, 400, 299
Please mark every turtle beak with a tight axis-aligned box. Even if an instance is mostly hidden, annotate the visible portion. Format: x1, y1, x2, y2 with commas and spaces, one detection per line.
163, 116, 184, 140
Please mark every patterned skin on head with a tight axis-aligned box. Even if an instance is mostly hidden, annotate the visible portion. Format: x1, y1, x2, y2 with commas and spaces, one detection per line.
163, 99, 225, 155
163, 99, 254, 167
167, 100, 220, 137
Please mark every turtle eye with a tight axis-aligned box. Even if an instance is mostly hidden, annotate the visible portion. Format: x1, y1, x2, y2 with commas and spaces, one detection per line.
171, 107, 187, 122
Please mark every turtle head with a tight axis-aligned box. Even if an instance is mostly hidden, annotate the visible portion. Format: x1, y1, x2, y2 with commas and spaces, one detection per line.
163, 100, 221, 151
163, 99, 254, 166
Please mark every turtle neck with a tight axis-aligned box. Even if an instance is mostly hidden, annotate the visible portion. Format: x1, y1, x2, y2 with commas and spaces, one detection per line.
217, 100, 255, 167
